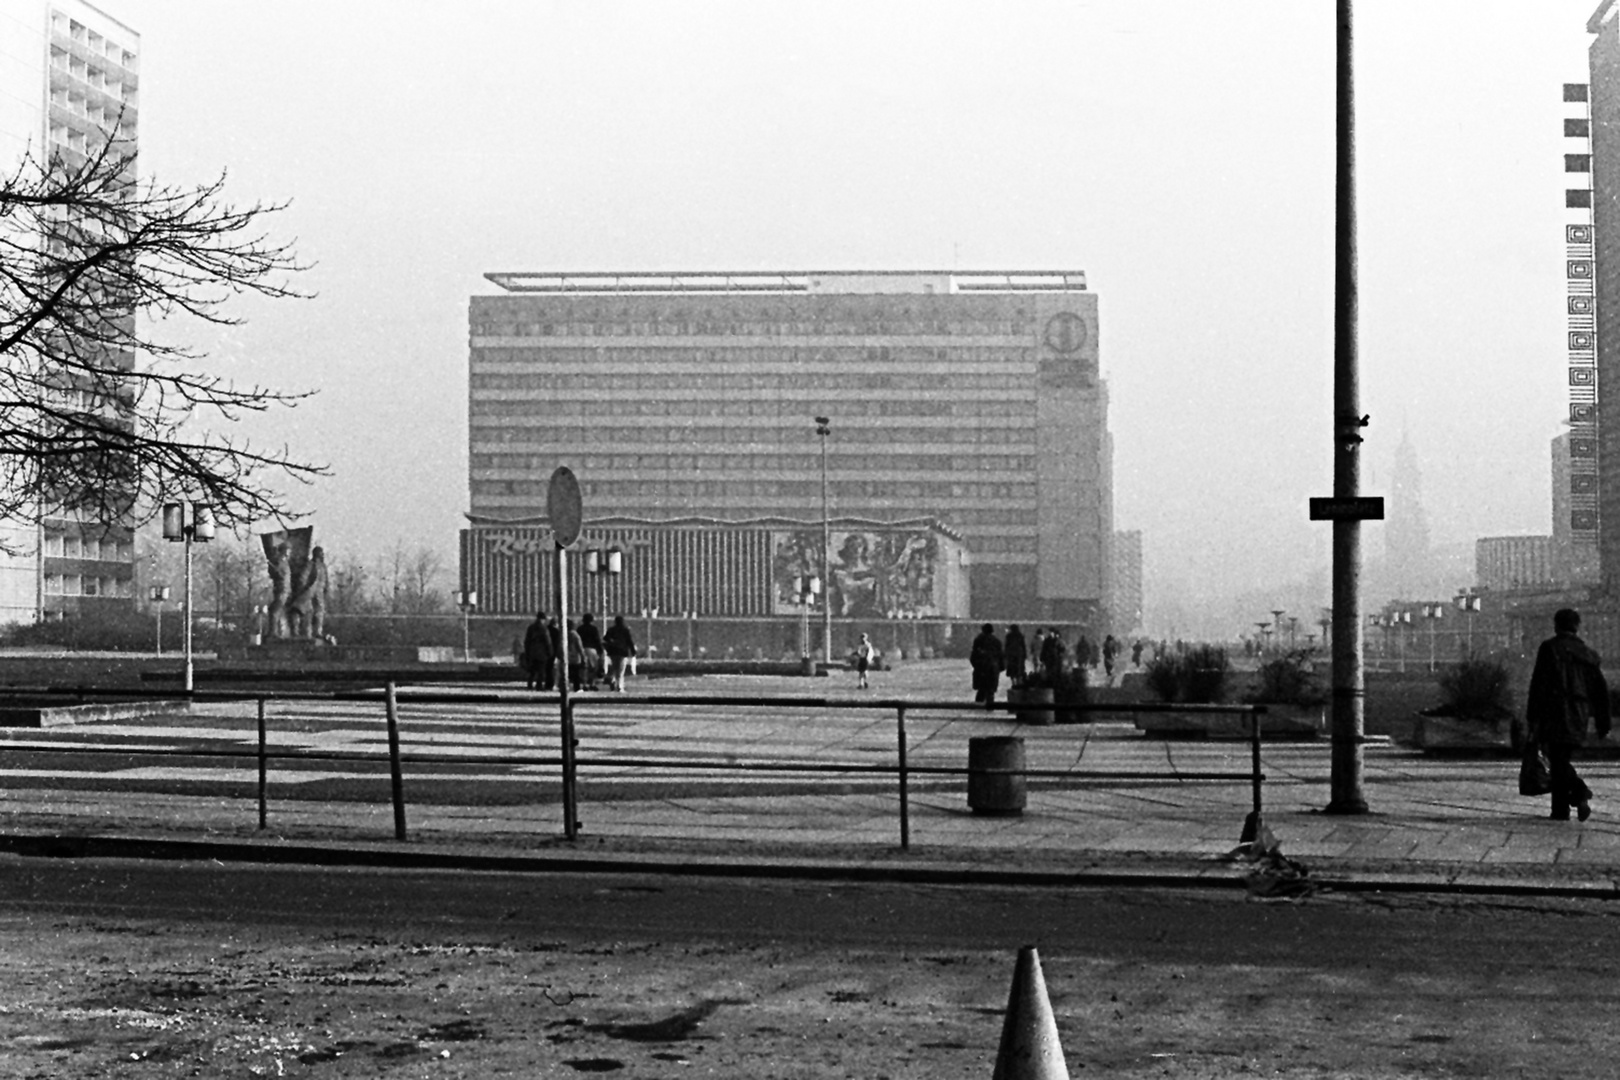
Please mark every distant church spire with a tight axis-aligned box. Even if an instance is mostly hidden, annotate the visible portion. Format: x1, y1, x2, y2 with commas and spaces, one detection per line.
1385, 427, 1433, 595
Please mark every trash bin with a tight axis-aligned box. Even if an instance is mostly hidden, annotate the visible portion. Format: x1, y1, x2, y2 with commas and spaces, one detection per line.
967, 735, 1027, 816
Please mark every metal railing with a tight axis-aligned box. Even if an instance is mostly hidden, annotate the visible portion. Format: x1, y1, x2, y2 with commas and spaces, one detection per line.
0, 686, 1270, 852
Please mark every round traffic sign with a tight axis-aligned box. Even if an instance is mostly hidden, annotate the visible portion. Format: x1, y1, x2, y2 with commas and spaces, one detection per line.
547, 466, 583, 548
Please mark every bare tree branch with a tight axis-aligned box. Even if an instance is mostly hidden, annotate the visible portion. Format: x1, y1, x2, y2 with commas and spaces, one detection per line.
0, 123, 327, 533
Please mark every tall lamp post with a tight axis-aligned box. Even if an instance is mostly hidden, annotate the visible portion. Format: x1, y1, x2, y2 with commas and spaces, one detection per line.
1454, 590, 1481, 657
456, 589, 478, 661
149, 585, 170, 655
815, 416, 832, 667
162, 500, 214, 693
1421, 602, 1443, 671
1254, 621, 1271, 657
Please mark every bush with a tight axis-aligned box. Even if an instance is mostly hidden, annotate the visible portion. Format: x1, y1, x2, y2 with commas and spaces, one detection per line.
1143, 644, 1230, 704
1435, 656, 1512, 721
1248, 650, 1327, 706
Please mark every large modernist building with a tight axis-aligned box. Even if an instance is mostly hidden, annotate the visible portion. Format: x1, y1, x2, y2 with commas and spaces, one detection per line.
465, 270, 1113, 627
0, 0, 140, 623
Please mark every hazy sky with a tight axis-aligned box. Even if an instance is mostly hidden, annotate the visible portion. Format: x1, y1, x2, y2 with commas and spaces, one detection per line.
105, 0, 1600, 627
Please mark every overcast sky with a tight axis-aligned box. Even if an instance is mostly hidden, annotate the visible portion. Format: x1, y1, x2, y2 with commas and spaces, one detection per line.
107, 0, 1598, 628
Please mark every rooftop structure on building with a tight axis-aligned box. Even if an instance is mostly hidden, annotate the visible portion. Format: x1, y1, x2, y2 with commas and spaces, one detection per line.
466, 269, 1113, 627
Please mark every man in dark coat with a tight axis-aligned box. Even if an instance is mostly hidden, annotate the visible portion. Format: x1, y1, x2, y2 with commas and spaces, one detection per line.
603, 614, 637, 692
970, 623, 1004, 709
1526, 607, 1612, 821
1003, 625, 1027, 688
522, 610, 553, 691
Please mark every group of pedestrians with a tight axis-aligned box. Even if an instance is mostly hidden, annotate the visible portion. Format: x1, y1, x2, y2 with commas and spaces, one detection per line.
968, 623, 1138, 708
520, 610, 639, 693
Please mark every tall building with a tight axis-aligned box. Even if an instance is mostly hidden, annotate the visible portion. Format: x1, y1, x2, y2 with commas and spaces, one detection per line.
1111, 528, 1143, 635
1552, 431, 1602, 584
0, 0, 140, 623
466, 270, 1112, 625
1476, 535, 1558, 592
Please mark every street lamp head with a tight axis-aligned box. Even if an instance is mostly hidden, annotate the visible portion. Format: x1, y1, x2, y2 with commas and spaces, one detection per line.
193, 504, 215, 542
161, 503, 183, 541
605, 546, 623, 575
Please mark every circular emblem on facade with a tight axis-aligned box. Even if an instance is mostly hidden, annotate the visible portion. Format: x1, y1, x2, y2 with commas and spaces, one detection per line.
1044, 312, 1088, 354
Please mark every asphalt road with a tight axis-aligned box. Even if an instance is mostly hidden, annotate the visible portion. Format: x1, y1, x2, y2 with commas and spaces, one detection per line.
5, 859, 1620, 1077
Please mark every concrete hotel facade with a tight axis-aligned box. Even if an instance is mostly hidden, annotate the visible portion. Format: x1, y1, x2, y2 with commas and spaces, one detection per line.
0, 0, 140, 622
467, 271, 1112, 625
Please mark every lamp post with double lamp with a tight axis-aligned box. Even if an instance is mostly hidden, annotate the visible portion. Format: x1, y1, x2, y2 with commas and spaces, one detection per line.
1454, 590, 1481, 657
1420, 602, 1444, 671
149, 585, 170, 655
640, 605, 659, 659
161, 501, 214, 693
795, 575, 821, 673
455, 589, 478, 661
815, 416, 832, 667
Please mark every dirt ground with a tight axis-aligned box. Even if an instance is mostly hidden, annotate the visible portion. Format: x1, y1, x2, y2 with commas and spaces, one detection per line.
3, 888, 1620, 1079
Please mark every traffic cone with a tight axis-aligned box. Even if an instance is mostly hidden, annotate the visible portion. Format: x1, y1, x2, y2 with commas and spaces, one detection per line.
991, 945, 1070, 1080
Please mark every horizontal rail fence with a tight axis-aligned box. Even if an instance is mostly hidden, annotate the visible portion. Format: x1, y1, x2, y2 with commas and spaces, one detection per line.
0, 687, 1270, 851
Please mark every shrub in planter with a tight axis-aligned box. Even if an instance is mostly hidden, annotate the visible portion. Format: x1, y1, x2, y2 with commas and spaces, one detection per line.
1143, 644, 1230, 704
1432, 656, 1513, 722
1247, 650, 1328, 707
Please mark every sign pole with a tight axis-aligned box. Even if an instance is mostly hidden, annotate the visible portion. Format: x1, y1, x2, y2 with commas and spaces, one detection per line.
1327, 0, 1369, 815
547, 465, 585, 841
557, 542, 578, 840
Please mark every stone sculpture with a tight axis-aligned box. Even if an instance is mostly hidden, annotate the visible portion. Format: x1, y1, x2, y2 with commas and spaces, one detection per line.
261, 527, 328, 641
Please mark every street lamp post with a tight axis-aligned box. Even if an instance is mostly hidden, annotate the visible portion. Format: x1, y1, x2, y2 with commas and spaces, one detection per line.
1270, 609, 1286, 651
1254, 621, 1271, 657
456, 589, 478, 661
815, 416, 832, 667
1454, 591, 1481, 657
149, 585, 170, 655
1421, 602, 1443, 671
162, 501, 214, 693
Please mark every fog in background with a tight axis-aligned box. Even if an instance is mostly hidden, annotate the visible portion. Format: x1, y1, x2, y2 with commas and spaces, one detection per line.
108, 0, 1594, 637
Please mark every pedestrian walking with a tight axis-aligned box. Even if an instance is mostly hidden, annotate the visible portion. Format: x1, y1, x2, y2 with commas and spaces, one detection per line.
522, 610, 553, 691
970, 623, 1004, 709
1526, 607, 1612, 821
578, 613, 605, 690
1131, 639, 1144, 668
1004, 625, 1027, 688
603, 614, 637, 691
855, 633, 876, 689
565, 619, 587, 693
1103, 634, 1119, 683
1040, 628, 1065, 683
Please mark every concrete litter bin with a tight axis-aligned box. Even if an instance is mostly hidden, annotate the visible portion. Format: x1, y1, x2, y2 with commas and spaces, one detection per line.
967, 735, 1027, 816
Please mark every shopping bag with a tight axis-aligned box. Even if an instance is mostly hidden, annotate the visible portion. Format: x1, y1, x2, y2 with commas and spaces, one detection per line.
1519, 741, 1552, 797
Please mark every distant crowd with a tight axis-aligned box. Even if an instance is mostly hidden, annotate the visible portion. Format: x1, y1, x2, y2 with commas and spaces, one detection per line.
518, 610, 638, 693
967, 624, 1150, 707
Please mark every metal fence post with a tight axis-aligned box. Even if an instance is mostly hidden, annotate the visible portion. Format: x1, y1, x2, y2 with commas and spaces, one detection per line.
897, 705, 910, 851
1241, 706, 1264, 842
384, 681, 407, 841
257, 697, 267, 830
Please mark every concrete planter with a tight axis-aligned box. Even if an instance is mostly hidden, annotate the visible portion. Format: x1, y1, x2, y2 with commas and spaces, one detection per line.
1007, 685, 1055, 725
1134, 704, 1323, 740
1406, 712, 1516, 755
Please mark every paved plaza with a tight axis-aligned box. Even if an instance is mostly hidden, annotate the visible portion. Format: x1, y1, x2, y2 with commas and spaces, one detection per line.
0, 660, 1617, 895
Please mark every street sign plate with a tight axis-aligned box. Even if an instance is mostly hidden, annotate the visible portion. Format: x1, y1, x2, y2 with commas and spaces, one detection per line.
1309, 496, 1384, 521
547, 466, 583, 547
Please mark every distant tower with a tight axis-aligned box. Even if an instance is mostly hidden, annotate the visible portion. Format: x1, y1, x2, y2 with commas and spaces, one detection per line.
1384, 430, 1433, 596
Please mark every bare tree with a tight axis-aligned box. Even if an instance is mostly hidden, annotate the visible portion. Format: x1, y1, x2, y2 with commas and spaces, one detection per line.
377, 541, 447, 616
0, 125, 325, 532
